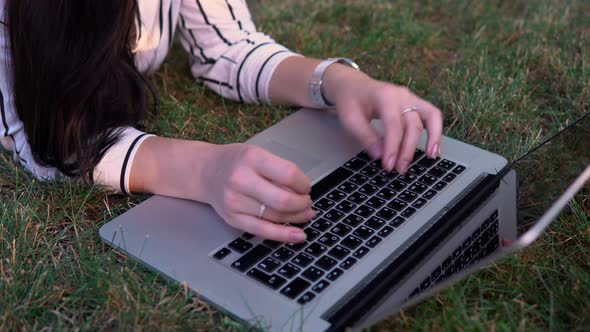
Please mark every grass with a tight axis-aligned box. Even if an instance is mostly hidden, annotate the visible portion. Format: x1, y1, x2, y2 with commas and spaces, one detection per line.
1, 0, 589, 330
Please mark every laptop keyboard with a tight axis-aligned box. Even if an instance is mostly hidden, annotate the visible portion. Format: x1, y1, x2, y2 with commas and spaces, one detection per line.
211, 148, 468, 304
406, 209, 500, 301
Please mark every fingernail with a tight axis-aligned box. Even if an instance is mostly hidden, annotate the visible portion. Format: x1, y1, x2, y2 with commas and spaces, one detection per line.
368, 142, 383, 159
387, 156, 396, 171
398, 160, 409, 174
290, 231, 307, 242
307, 210, 316, 220
431, 144, 439, 158
437, 144, 442, 157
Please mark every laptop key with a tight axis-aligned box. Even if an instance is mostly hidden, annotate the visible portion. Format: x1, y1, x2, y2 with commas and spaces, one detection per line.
401, 207, 417, 218
286, 241, 308, 252
305, 243, 328, 257
278, 263, 301, 278
413, 149, 425, 162
366, 236, 382, 248
315, 256, 337, 270
339, 257, 358, 270
388, 179, 407, 191
324, 209, 345, 222
347, 192, 368, 204
342, 214, 364, 227
258, 257, 281, 272
354, 205, 375, 218
304, 227, 321, 241
341, 235, 363, 250
312, 280, 331, 293
327, 189, 347, 202
390, 216, 406, 227
365, 216, 386, 230
314, 198, 335, 211
388, 199, 407, 211
262, 240, 281, 249
366, 196, 386, 209
302, 267, 325, 282
380, 170, 399, 179
228, 238, 254, 253
353, 226, 374, 239
281, 277, 311, 299
326, 268, 344, 281
443, 173, 457, 182
343, 157, 367, 171
242, 232, 255, 240
428, 167, 447, 178
408, 165, 427, 175
297, 291, 316, 305
397, 173, 417, 183
353, 246, 370, 258
273, 247, 295, 262
375, 207, 396, 221
369, 159, 382, 168
359, 184, 378, 196
377, 188, 397, 200
349, 174, 370, 185
370, 176, 389, 187
422, 189, 438, 200
213, 247, 231, 260
399, 190, 418, 203
231, 244, 272, 272
433, 181, 448, 191
328, 245, 351, 260
292, 253, 314, 268
408, 183, 428, 194
439, 159, 456, 170
248, 268, 286, 290
311, 218, 333, 232
360, 166, 379, 177
417, 157, 439, 168
310, 167, 353, 201
378, 226, 394, 237
331, 224, 352, 237
418, 174, 437, 186
412, 198, 427, 209
356, 151, 372, 161
338, 181, 358, 193
452, 165, 466, 174
318, 233, 340, 247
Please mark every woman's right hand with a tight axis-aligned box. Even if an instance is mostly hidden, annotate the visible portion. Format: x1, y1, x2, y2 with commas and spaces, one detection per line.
203, 143, 313, 242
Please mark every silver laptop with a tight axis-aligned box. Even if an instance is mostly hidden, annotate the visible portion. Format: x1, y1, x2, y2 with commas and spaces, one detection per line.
100, 109, 590, 331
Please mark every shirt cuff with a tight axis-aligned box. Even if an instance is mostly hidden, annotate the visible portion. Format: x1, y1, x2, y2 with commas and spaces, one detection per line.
93, 127, 155, 195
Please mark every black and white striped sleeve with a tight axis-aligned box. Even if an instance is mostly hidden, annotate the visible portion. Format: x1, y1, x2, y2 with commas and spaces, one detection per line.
177, 0, 301, 104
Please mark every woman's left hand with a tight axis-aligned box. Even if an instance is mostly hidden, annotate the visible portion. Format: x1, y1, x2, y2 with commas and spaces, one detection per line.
323, 67, 443, 174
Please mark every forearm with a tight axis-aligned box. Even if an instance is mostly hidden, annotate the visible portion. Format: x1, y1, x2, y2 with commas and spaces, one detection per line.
128, 136, 217, 203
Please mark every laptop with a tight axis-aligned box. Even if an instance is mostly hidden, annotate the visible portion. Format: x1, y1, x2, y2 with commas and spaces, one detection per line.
99, 108, 590, 331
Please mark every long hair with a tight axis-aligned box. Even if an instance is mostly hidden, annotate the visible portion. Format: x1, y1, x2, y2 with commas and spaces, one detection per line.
5, 0, 156, 182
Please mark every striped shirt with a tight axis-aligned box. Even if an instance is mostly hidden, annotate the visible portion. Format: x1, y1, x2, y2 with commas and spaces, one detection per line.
0, 0, 299, 194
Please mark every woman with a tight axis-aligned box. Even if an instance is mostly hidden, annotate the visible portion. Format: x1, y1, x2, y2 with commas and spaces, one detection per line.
0, 0, 442, 243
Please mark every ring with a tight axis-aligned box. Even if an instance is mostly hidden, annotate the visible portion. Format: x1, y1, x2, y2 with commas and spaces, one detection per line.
401, 105, 418, 115
258, 204, 267, 219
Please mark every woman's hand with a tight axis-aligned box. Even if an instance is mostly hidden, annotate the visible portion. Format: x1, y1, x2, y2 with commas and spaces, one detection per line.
323, 66, 443, 174
202, 143, 313, 242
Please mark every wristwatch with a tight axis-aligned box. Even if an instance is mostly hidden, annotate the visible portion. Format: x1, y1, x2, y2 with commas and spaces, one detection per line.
309, 57, 360, 109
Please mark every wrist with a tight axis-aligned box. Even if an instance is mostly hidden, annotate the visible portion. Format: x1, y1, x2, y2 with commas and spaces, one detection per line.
321, 63, 371, 107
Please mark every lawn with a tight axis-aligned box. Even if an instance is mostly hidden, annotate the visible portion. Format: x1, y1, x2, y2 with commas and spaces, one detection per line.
1, 0, 590, 330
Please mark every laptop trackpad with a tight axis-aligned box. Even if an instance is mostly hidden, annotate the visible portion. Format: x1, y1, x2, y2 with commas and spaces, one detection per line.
256, 140, 321, 173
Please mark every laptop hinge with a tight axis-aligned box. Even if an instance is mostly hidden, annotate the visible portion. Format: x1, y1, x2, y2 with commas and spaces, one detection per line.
324, 171, 505, 331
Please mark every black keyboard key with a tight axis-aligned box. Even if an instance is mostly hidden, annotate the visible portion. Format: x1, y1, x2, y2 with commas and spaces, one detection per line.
353, 226, 374, 239
491, 209, 498, 220
278, 263, 301, 278
311, 209, 323, 221
408, 165, 427, 175
365, 216, 386, 230
388, 199, 408, 211
377, 188, 397, 200
342, 215, 363, 229
353, 246, 370, 258
311, 167, 353, 200
369, 159, 382, 169
366, 196, 386, 209
378, 226, 394, 237
418, 174, 438, 186
327, 189, 347, 202
302, 266, 324, 282
331, 224, 352, 237
428, 167, 447, 178
281, 277, 311, 299
328, 245, 351, 260
242, 232, 255, 240
292, 252, 314, 268
340, 257, 357, 270
412, 198, 427, 209
347, 192, 368, 204
305, 243, 328, 257
380, 170, 399, 179
314, 198, 336, 211
443, 173, 457, 182
390, 216, 406, 227
359, 184, 378, 196
397, 173, 418, 183
297, 291, 316, 304
286, 241, 308, 252
228, 238, 254, 253
408, 183, 428, 194
304, 227, 321, 241
354, 205, 375, 218
360, 166, 379, 177
417, 157, 440, 168
452, 165, 466, 174
311, 218, 333, 232
370, 176, 389, 187
337, 181, 358, 193
413, 149, 425, 162
272, 247, 295, 262
366, 236, 382, 248
341, 235, 363, 250
375, 207, 397, 221
419, 276, 431, 291
356, 151, 371, 161
326, 268, 344, 281
263, 240, 281, 249
231, 244, 272, 272
388, 179, 407, 191
422, 189, 438, 200
399, 190, 418, 203
442, 256, 452, 270
349, 174, 370, 186
213, 247, 231, 260
343, 157, 367, 171
433, 181, 448, 191
248, 268, 286, 290
312, 279, 331, 293
318, 233, 340, 247
439, 159, 456, 170
401, 207, 417, 218
324, 209, 345, 222
315, 256, 337, 270
258, 257, 281, 272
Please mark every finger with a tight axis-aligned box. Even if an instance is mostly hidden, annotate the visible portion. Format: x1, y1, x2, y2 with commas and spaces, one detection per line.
415, 98, 443, 158
237, 170, 312, 213
232, 213, 307, 243
232, 192, 315, 223
379, 105, 404, 172
338, 105, 383, 159
251, 149, 311, 195
395, 111, 423, 174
